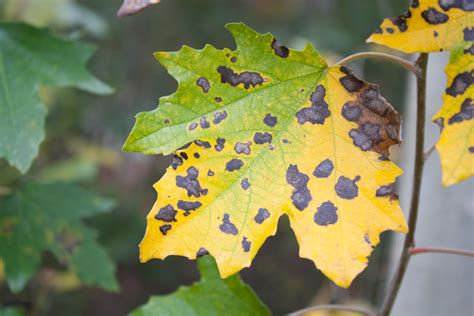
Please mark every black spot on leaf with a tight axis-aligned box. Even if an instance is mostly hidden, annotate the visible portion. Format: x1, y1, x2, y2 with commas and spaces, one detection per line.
159, 224, 172, 235
389, 12, 410, 32
234, 141, 252, 155
448, 98, 473, 124
264, 113, 278, 127
446, 71, 474, 96
177, 200, 202, 216
226, 159, 244, 171
230, 56, 237, 63
469, 147, 474, 153
439, 0, 474, 12
180, 152, 188, 160
421, 8, 449, 24
200, 116, 210, 129
339, 67, 364, 93
215, 97, 222, 103
155, 204, 177, 222
194, 140, 211, 148
253, 132, 272, 144
386, 27, 395, 34
314, 201, 338, 226
254, 208, 270, 224
242, 237, 251, 252
196, 247, 209, 257
213, 111, 228, 124
217, 66, 264, 89
271, 38, 290, 58
241, 178, 250, 190
196, 77, 210, 93
464, 44, 474, 55
188, 122, 198, 131
295, 85, 330, 125
341, 102, 362, 122
219, 214, 238, 235
176, 167, 207, 197
464, 27, 474, 41
376, 183, 399, 201
335, 175, 360, 200
171, 155, 183, 170
313, 159, 334, 178
286, 165, 312, 211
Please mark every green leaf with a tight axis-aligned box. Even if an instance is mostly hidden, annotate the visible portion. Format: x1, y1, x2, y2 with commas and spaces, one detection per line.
0, 307, 25, 316
0, 23, 113, 173
0, 182, 118, 293
130, 256, 270, 316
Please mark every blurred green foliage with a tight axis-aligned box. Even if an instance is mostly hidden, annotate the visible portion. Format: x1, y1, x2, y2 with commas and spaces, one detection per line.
0, 0, 410, 314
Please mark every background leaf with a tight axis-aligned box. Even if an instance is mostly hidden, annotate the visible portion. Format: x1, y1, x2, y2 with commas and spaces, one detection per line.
130, 256, 270, 316
367, 0, 474, 186
0, 23, 112, 173
0, 182, 118, 293
125, 23, 407, 288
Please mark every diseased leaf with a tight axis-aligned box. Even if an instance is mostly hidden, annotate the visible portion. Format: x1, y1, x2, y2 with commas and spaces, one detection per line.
0, 183, 118, 293
367, 0, 474, 186
130, 256, 270, 316
117, 0, 160, 17
124, 23, 408, 288
0, 23, 112, 173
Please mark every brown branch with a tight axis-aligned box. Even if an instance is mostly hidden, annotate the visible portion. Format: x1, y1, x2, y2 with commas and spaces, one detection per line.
378, 53, 429, 316
335, 52, 419, 76
410, 247, 474, 258
288, 304, 376, 316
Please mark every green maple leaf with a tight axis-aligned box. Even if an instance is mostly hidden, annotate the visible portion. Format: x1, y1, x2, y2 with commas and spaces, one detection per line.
124, 23, 407, 287
0, 23, 112, 173
0, 182, 118, 293
130, 256, 270, 316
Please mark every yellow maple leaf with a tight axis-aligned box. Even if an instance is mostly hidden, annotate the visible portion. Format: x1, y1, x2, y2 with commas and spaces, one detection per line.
125, 23, 408, 287
367, 0, 474, 186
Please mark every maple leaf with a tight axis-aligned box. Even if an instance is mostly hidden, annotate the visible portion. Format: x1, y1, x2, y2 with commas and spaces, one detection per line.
0, 183, 118, 293
124, 23, 408, 287
131, 256, 270, 316
117, 0, 160, 17
0, 23, 112, 173
367, 0, 474, 186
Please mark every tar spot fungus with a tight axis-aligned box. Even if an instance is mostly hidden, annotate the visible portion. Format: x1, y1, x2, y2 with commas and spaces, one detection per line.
194, 152, 200, 159
339, 67, 364, 93
282, 139, 291, 144
434, 30, 439, 37
215, 97, 222, 103
464, 44, 474, 55
230, 56, 237, 63
254, 208, 270, 224
411, 0, 419, 8
464, 27, 474, 41
469, 146, 474, 153
196, 77, 210, 93
177, 200, 202, 216
200, 116, 210, 129
241, 178, 251, 190
234, 141, 252, 155
271, 38, 290, 58
207, 170, 215, 176
215, 138, 225, 151
164, 119, 170, 124
194, 140, 211, 148
335, 175, 360, 200
159, 224, 172, 235
176, 166, 208, 197
313, 159, 334, 178
439, 0, 474, 12
446, 71, 473, 97
188, 122, 198, 131
226, 158, 244, 171
196, 247, 209, 257
376, 183, 399, 201
389, 11, 410, 32
341, 102, 362, 122
349, 122, 382, 153
180, 152, 188, 160
253, 132, 273, 144
448, 98, 473, 124
155, 204, 177, 222
386, 27, 395, 33
314, 201, 338, 226
264, 113, 278, 127
242, 237, 251, 252
219, 214, 238, 235
213, 111, 228, 124
171, 155, 183, 170
296, 85, 331, 125
421, 8, 449, 24
286, 165, 312, 211
217, 66, 264, 89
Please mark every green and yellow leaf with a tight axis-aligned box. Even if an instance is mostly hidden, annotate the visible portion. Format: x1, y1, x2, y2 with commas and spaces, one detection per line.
124, 23, 408, 288
367, 0, 474, 186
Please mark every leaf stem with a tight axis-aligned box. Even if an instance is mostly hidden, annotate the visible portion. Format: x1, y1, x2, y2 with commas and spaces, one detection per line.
336, 52, 419, 76
288, 304, 376, 316
378, 53, 429, 316
423, 144, 436, 161
409, 246, 474, 258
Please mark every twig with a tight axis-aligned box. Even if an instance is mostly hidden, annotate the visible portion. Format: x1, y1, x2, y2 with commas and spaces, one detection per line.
410, 247, 474, 258
289, 304, 376, 316
378, 53, 429, 316
423, 144, 436, 161
336, 52, 419, 76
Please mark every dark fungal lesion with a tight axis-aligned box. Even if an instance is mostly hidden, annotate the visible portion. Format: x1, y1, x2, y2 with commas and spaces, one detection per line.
335, 175, 360, 200
254, 208, 270, 224
464, 27, 474, 41
225, 158, 244, 171
253, 132, 272, 144
155, 204, 178, 222
194, 140, 211, 148
196, 77, 210, 93
176, 166, 208, 197
286, 165, 312, 211
213, 111, 228, 124
295, 85, 330, 125
271, 38, 289, 58
200, 116, 210, 129
241, 178, 250, 190
177, 200, 202, 216
313, 159, 334, 178
159, 224, 172, 235
389, 10, 411, 32
219, 214, 238, 235
448, 98, 473, 125
196, 247, 209, 257
217, 66, 264, 89
242, 237, 251, 252
234, 141, 252, 155
339, 66, 401, 159
314, 201, 338, 226
263, 113, 278, 127
171, 155, 184, 170
421, 7, 449, 25
215, 138, 225, 151
376, 183, 399, 201
446, 71, 473, 97
439, 0, 474, 12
